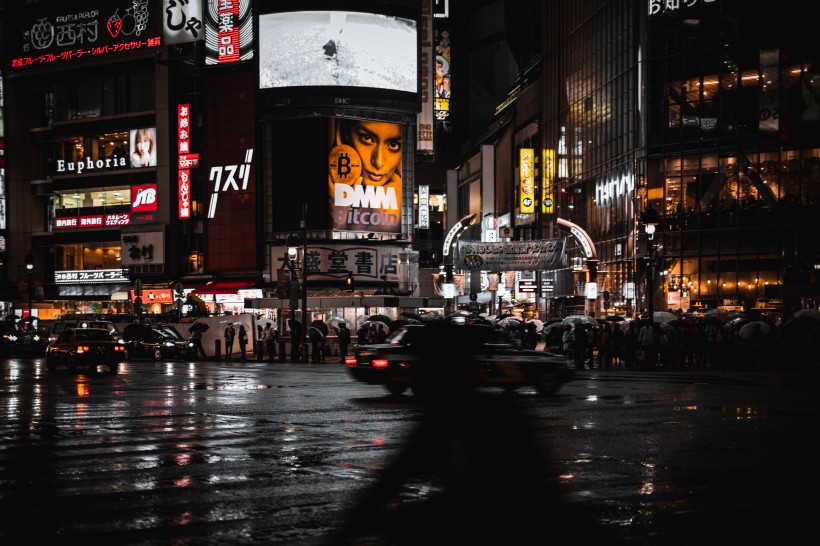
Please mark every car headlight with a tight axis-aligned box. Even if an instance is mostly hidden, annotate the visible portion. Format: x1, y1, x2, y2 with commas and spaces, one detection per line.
164, 341, 174, 347
33, 335, 41, 342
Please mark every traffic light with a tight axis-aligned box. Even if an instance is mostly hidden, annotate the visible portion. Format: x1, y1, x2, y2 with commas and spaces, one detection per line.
345, 272, 354, 292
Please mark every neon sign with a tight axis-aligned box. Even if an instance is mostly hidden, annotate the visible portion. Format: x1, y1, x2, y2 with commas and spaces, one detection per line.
11, 2, 161, 69
207, 149, 254, 219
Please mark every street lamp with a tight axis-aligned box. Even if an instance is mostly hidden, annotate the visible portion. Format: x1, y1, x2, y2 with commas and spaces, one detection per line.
25, 251, 35, 320
442, 213, 477, 314
285, 233, 301, 361
640, 205, 660, 323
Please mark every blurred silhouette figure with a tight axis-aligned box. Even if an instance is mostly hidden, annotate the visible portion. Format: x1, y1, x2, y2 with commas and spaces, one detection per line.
332, 320, 599, 545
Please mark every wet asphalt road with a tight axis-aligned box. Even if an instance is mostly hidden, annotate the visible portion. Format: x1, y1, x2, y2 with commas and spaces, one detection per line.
0, 355, 818, 545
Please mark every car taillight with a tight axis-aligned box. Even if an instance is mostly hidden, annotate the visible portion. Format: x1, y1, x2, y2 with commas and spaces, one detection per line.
77, 345, 89, 353
114, 345, 125, 352
372, 359, 389, 368
344, 356, 358, 367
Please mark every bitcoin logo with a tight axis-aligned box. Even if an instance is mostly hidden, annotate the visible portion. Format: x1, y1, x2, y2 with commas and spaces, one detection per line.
329, 145, 362, 185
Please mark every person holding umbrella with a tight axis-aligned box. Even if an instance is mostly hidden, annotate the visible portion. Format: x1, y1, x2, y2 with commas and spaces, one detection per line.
310, 325, 325, 363
337, 322, 351, 360
224, 323, 236, 361
189, 321, 208, 360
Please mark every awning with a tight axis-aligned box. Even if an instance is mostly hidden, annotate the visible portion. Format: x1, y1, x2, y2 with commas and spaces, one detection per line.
193, 281, 256, 295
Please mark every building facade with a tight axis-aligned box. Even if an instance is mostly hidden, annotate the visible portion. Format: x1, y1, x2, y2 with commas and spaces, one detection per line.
449, 0, 819, 320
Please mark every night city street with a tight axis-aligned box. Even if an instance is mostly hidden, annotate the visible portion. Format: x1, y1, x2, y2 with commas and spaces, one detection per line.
1, 355, 817, 545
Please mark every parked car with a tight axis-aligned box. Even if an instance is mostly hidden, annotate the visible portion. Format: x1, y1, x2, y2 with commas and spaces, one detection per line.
345, 322, 574, 397
122, 323, 196, 361
45, 327, 128, 373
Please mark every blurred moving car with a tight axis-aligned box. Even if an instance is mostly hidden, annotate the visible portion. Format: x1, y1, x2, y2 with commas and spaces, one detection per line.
122, 323, 195, 361
45, 327, 127, 373
0, 322, 20, 357
47, 319, 123, 345
345, 322, 574, 396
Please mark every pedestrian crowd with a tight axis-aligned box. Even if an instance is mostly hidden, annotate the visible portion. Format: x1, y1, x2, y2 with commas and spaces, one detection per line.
552, 312, 815, 370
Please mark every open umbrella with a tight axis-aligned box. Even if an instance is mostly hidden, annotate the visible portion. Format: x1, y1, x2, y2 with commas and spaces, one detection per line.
736, 321, 770, 340
366, 314, 392, 324
189, 321, 209, 333
605, 315, 625, 322
561, 315, 597, 327
308, 326, 325, 339
400, 311, 424, 322
647, 311, 679, 324
310, 319, 329, 337
794, 308, 820, 320
327, 316, 349, 329
526, 319, 545, 332
367, 321, 390, 335
256, 318, 275, 328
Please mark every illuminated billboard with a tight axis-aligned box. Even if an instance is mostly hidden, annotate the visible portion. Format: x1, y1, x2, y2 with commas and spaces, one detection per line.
129, 127, 157, 168
257, 2, 419, 112
9, 1, 162, 70
328, 117, 402, 234
204, 0, 254, 65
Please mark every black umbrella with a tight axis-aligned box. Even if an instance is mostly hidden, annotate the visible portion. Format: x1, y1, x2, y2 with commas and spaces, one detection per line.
310, 320, 329, 336
189, 322, 209, 333
400, 311, 424, 322
367, 314, 392, 324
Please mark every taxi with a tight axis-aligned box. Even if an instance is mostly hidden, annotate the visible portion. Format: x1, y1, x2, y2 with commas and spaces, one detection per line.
345, 322, 574, 397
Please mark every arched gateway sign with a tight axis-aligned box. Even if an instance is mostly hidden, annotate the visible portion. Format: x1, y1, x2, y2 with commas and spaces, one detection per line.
453, 218, 596, 273
456, 238, 568, 271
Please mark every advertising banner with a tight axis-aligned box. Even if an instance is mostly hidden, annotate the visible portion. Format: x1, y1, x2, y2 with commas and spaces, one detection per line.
129, 127, 157, 168
457, 238, 567, 272
416, 0, 435, 155
328, 118, 402, 234
9, 1, 161, 70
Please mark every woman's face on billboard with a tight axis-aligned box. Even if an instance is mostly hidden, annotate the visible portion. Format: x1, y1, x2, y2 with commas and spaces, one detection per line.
346, 121, 401, 186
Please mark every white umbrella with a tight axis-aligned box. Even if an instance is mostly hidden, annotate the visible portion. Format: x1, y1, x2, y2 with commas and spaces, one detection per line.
497, 317, 523, 328
794, 309, 820, 319
327, 316, 349, 329
561, 315, 597, 326
648, 311, 679, 324
526, 319, 545, 332
257, 318, 275, 328
736, 321, 771, 340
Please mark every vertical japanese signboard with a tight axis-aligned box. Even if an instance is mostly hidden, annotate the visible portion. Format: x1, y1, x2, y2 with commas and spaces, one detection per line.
418, 185, 430, 228
205, 0, 253, 65
519, 148, 535, 214
177, 103, 194, 219
542, 148, 556, 214
416, 0, 434, 156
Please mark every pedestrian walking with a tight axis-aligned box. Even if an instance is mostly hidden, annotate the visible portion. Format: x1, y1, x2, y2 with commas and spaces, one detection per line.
337, 322, 351, 360
238, 325, 248, 361
190, 326, 208, 360
265, 324, 278, 361
224, 323, 236, 361
310, 327, 325, 363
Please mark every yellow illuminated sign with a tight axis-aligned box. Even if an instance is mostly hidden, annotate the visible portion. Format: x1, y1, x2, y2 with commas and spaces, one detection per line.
519, 148, 535, 214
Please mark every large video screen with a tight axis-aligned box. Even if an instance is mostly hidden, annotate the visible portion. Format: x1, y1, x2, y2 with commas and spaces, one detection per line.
257, 3, 419, 112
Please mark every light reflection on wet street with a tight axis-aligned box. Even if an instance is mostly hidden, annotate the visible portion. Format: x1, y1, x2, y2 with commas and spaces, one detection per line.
1, 357, 817, 545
